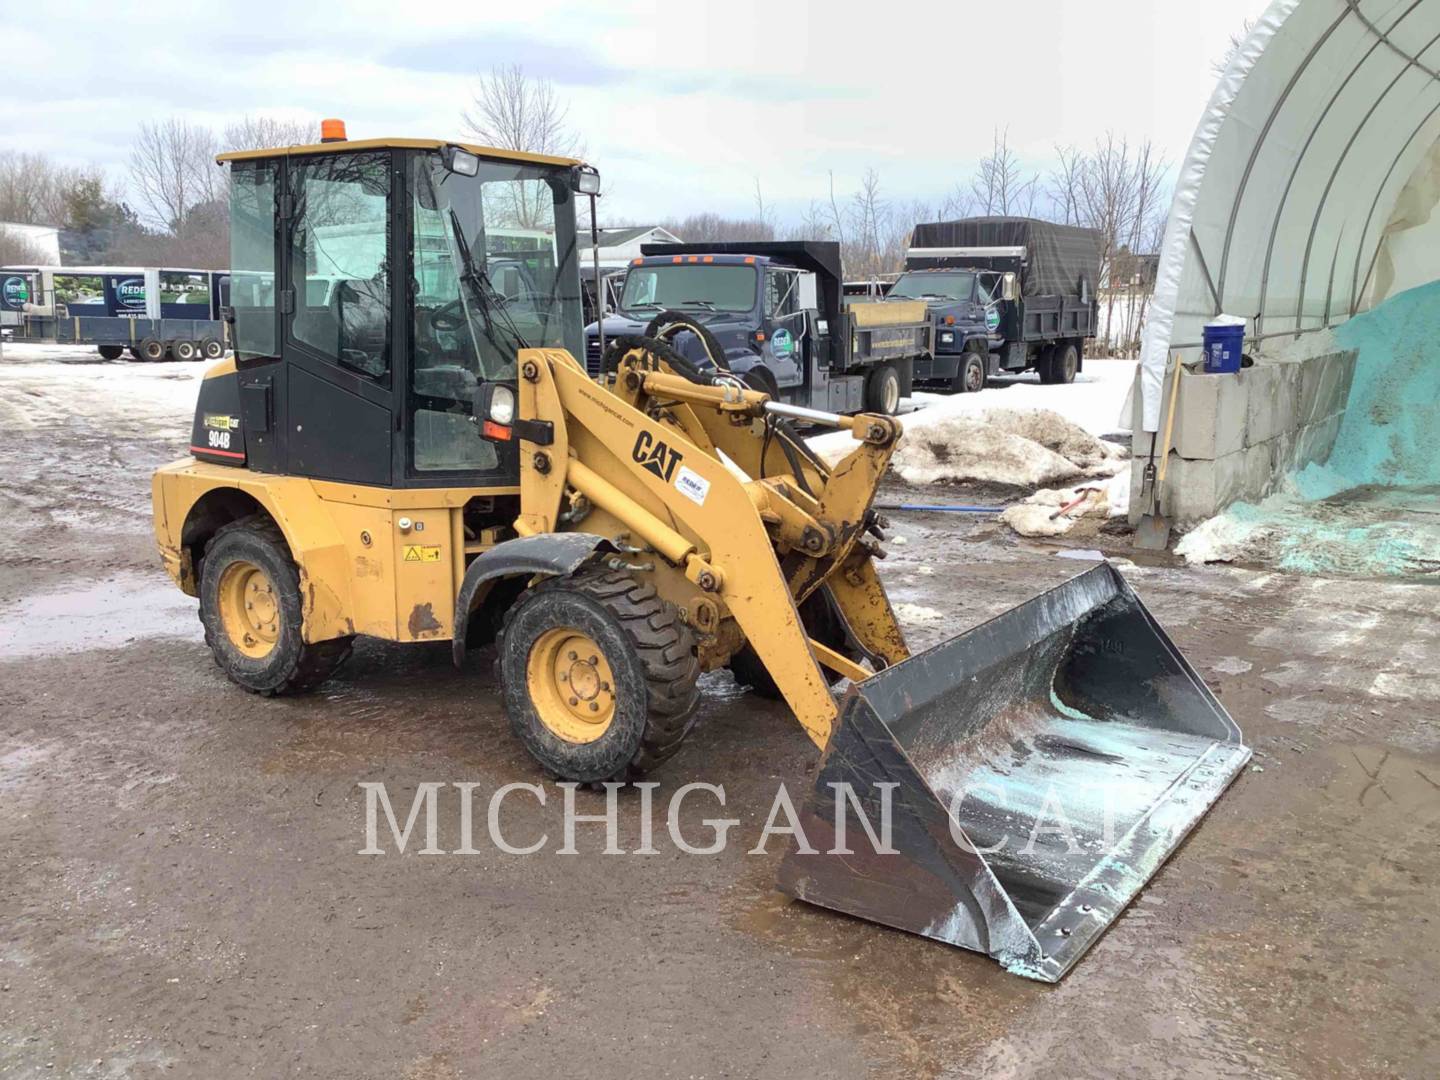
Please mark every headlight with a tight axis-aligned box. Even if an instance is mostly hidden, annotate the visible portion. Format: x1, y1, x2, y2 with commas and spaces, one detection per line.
940, 331, 955, 343
445, 147, 480, 177
572, 165, 601, 195
488, 384, 516, 425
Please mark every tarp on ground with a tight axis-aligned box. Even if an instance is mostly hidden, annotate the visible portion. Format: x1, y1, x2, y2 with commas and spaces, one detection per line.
908, 217, 1102, 298
1140, 0, 1440, 430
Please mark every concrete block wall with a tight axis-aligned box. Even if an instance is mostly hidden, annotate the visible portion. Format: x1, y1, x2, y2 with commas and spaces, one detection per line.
1127, 350, 1357, 526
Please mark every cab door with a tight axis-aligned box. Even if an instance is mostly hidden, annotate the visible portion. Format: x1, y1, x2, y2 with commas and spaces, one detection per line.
763, 267, 805, 388
281, 150, 397, 487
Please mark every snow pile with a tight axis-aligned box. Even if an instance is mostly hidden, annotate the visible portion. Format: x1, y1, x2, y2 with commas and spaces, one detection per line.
813, 404, 1127, 489
810, 360, 1133, 492
891, 406, 1126, 487
999, 479, 1124, 537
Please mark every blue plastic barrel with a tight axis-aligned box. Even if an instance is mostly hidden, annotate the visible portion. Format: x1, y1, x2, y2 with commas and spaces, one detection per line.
1202, 321, 1245, 373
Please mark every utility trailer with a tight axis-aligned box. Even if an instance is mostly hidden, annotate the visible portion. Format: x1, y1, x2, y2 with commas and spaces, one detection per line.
890, 216, 1101, 392
0, 265, 231, 360
584, 241, 930, 414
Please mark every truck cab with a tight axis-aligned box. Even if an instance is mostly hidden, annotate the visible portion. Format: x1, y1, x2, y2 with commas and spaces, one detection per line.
584, 251, 816, 394
884, 267, 1011, 391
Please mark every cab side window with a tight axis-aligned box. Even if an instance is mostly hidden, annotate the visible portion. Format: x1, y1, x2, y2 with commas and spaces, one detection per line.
288, 153, 391, 378
765, 270, 798, 319
230, 163, 277, 363
976, 273, 1000, 305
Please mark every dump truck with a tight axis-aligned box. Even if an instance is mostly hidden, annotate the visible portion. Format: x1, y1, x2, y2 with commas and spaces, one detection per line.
583, 241, 929, 414
891, 216, 1101, 392
151, 128, 1250, 982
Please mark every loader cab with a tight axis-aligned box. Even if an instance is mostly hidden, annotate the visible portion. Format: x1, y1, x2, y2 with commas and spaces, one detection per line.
209, 137, 590, 489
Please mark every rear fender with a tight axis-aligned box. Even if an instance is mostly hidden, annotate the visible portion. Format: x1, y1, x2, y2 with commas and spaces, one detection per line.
153, 462, 354, 643
451, 532, 615, 666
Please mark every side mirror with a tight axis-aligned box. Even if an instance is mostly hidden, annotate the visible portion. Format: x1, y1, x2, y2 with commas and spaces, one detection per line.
572, 165, 601, 195
1002, 273, 1018, 302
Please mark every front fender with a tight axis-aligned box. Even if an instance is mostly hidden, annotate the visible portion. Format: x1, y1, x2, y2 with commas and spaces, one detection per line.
451, 531, 615, 666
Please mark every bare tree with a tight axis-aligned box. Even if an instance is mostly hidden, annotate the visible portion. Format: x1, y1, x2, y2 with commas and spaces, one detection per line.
0, 227, 50, 266
972, 129, 1038, 216
222, 115, 316, 153
462, 65, 584, 229
658, 212, 774, 243
464, 64, 581, 157
0, 152, 93, 226
129, 119, 218, 234
1045, 145, 1086, 225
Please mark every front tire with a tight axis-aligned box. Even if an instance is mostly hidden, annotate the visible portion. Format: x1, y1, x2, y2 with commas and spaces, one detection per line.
864, 362, 901, 415
952, 350, 986, 394
199, 516, 353, 695
498, 571, 700, 782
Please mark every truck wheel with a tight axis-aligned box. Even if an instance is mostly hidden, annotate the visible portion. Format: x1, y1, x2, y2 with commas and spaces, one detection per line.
199, 516, 354, 695
498, 570, 700, 782
1044, 341, 1079, 385
138, 337, 166, 362
864, 363, 901, 415
952, 350, 986, 394
201, 337, 225, 360
97, 345, 124, 360
742, 367, 780, 400
171, 339, 198, 362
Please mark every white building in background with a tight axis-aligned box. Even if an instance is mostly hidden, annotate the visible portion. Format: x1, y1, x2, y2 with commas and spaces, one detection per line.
579, 226, 683, 271
0, 222, 61, 263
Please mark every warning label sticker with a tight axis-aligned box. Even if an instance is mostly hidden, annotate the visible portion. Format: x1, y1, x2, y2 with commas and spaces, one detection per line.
403, 545, 442, 563
674, 465, 710, 507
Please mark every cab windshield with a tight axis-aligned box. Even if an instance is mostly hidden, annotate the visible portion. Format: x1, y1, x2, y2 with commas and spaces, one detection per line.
409, 152, 583, 471
889, 271, 974, 302
620, 264, 756, 314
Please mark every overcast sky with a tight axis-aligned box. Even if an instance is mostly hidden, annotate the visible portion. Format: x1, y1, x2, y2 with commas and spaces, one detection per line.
3, 0, 1273, 225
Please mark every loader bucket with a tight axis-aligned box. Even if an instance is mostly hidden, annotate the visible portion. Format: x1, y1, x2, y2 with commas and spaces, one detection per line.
777, 563, 1250, 983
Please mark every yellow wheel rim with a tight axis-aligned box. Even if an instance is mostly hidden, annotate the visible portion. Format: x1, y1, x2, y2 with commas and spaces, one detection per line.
525, 627, 617, 744
217, 559, 281, 660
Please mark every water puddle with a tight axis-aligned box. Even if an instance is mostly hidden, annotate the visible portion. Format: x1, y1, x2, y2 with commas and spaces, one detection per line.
0, 572, 200, 660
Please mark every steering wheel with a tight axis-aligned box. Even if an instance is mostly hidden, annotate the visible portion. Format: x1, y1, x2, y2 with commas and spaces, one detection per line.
430, 297, 465, 332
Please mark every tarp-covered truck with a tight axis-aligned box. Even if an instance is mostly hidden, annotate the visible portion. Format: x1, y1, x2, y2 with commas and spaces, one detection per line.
585, 241, 930, 415
888, 216, 1102, 392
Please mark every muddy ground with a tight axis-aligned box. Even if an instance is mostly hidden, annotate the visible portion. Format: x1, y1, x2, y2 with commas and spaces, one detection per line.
1, 347, 1437, 1079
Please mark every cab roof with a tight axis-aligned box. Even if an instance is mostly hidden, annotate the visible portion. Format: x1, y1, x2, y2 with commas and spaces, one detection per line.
216, 137, 582, 169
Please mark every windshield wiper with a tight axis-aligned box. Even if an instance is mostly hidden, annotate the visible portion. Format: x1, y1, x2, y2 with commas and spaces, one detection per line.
448, 207, 529, 353
678, 299, 717, 310
623, 302, 662, 311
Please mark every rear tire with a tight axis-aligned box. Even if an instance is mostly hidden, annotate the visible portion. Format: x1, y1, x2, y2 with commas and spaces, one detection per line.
201, 337, 225, 360
171, 339, 198, 362
863, 362, 901, 415
1041, 342, 1078, 384
952, 350, 986, 394
138, 337, 166, 362
498, 570, 700, 782
199, 516, 353, 695
97, 345, 124, 360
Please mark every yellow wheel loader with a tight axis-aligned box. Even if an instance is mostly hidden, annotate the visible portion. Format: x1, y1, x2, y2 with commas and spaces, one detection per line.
152, 129, 1250, 982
